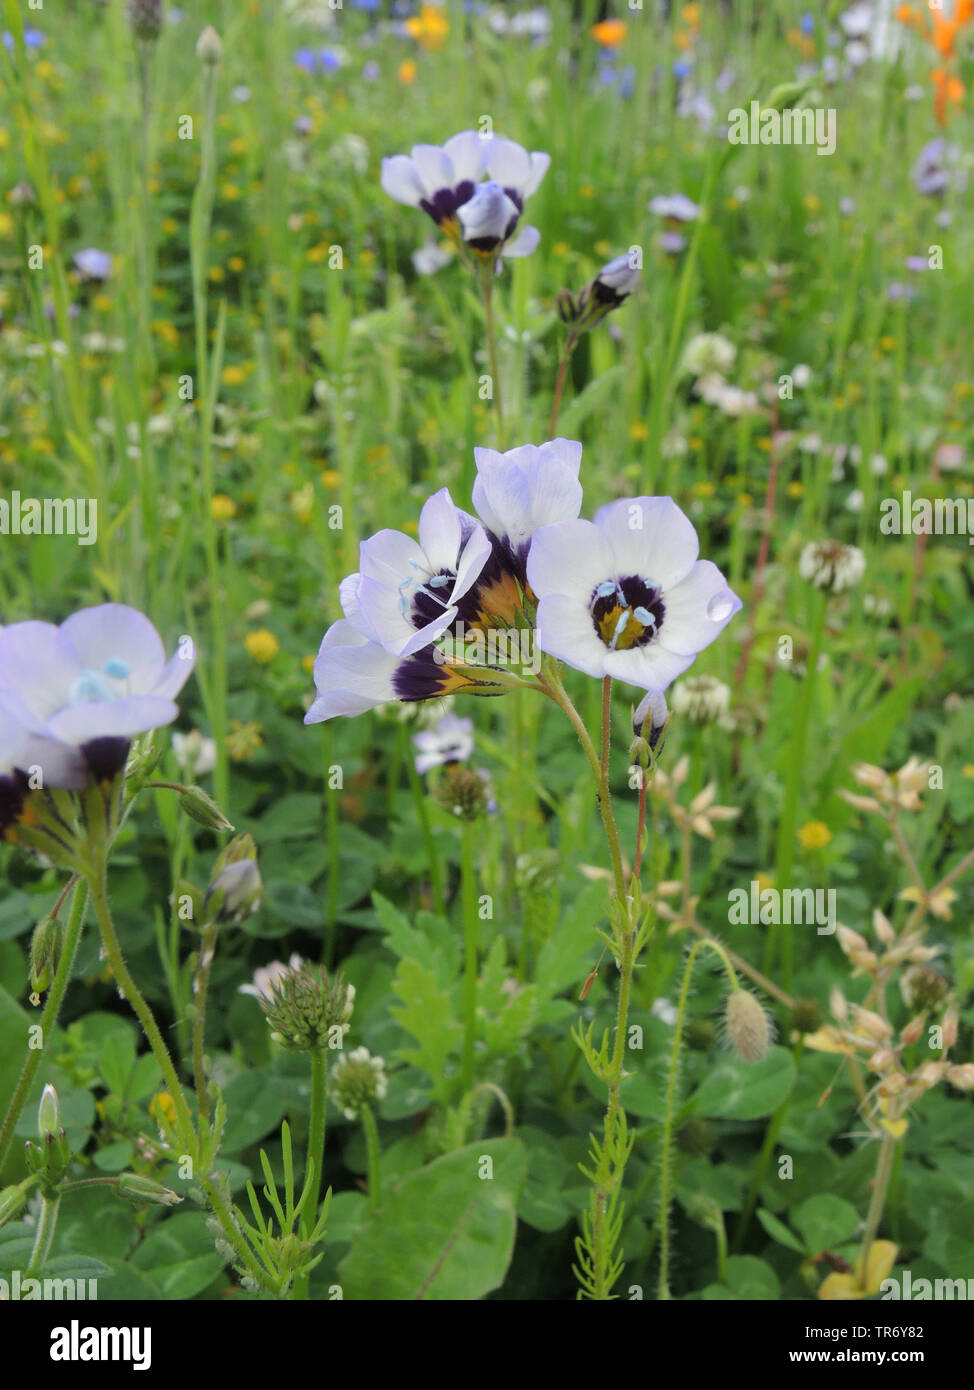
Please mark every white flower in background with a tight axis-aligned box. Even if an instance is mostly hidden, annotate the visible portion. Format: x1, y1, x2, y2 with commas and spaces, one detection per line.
527, 497, 742, 690
792, 363, 812, 389
799, 540, 866, 593
670, 673, 731, 725
239, 954, 305, 1003
651, 997, 679, 1026
681, 332, 736, 377
694, 375, 759, 417
648, 193, 702, 222
328, 132, 369, 174
412, 240, 453, 276
331, 1046, 388, 1120
412, 713, 475, 774
171, 729, 217, 778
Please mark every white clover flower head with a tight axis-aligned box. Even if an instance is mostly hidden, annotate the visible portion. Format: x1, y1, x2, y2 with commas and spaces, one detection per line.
792, 363, 812, 389
239, 953, 304, 1004
799, 540, 866, 593
527, 496, 742, 690
670, 673, 731, 725
171, 729, 217, 777
331, 1046, 388, 1120
681, 332, 736, 378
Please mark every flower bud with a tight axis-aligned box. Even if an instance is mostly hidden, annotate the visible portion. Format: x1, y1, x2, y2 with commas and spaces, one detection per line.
899, 1014, 926, 1046
29, 914, 62, 995
178, 785, 234, 832
196, 25, 223, 65
433, 763, 489, 821
261, 963, 355, 1051
946, 1064, 974, 1092
900, 964, 950, 1011
724, 990, 773, 1063
204, 853, 262, 926
941, 1007, 959, 1050
117, 1172, 182, 1207
127, 0, 163, 43
790, 998, 824, 1034
38, 1083, 59, 1138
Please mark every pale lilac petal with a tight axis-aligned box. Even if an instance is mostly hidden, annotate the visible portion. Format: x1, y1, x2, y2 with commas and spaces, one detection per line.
47, 696, 179, 743
154, 642, 197, 699
0, 621, 72, 720
524, 151, 551, 196
410, 144, 453, 197
527, 519, 613, 605
442, 130, 488, 184
339, 572, 376, 638
486, 137, 531, 192
541, 437, 583, 477
59, 604, 166, 691
380, 154, 424, 206
594, 497, 700, 589
535, 594, 607, 678
452, 524, 491, 602
356, 575, 438, 656
657, 560, 742, 656
603, 643, 696, 690
501, 225, 540, 258
417, 488, 462, 574
305, 623, 398, 721
359, 528, 426, 586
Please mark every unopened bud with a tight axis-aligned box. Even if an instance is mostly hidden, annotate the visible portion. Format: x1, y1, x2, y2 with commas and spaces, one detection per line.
196, 25, 223, 65
38, 1083, 59, 1137
946, 1064, 974, 1092
117, 1172, 182, 1207
941, 1008, 959, 1050
872, 908, 895, 945
29, 915, 62, 994
127, 0, 163, 42
900, 1015, 926, 1046
724, 990, 773, 1063
179, 785, 234, 831
204, 858, 262, 926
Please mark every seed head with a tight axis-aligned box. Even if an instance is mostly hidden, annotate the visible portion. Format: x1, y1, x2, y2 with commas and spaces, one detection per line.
724, 989, 773, 1063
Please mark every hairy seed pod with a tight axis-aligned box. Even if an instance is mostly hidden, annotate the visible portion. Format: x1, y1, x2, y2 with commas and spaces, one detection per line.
724, 990, 772, 1063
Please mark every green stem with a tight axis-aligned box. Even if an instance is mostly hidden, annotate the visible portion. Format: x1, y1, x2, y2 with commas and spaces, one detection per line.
293, 1048, 328, 1301
408, 756, 445, 915
659, 938, 740, 1300
361, 1105, 382, 1215
858, 1127, 898, 1279
191, 926, 218, 1126
460, 819, 480, 1094
767, 588, 826, 988
0, 880, 88, 1172
480, 266, 505, 444
25, 1191, 59, 1276
549, 331, 578, 438
86, 858, 195, 1152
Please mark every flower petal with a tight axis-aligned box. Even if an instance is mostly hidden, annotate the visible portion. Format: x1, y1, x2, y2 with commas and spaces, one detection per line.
594, 496, 700, 588
527, 519, 613, 605
417, 487, 462, 574
60, 604, 167, 693
442, 129, 488, 185
501, 224, 540, 257
657, 560, 742, 657
535, 594, 607, 678
47, 695, 179, 743
380, 154, 424, 206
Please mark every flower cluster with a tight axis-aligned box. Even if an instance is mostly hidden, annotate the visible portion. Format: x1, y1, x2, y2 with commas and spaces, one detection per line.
330, 1047, 388, 1119
381, 130, 549, 266
304, 440, 742, 723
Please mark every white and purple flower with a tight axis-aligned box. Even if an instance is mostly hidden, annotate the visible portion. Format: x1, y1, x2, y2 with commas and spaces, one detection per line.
526, 497, 742, 689
471, 437, 583, 581
381, 130, 488, 227
0, 603, 196, 781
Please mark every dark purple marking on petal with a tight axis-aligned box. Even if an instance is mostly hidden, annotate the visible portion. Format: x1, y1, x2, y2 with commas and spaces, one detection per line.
81, 736, 131, 782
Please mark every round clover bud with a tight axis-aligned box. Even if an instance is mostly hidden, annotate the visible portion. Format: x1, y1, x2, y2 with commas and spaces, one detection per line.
723, 990, 773, 1063
790, 998, 824, 1035
900, 964, 950, 1012
331, 1047, 388, 1120
433, 764, 489, 822
261, 963, 355, 1051
677, 1118, 715, 1156
127, 0, 163, 42
29, 914, 62, 995
117, 1172, 182, 1207
196, 25, 223, 65
38, 1084, 59, 1138
684, 1018, 716, 1052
